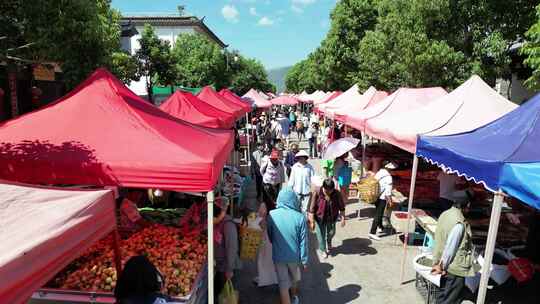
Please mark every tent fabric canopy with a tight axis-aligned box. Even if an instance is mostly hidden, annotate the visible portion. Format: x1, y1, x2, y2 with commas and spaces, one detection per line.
417, 93, 540, 210
159, 90, 235, 129
327, 86, 388, 121
345, 87, 447, 131
318, 85, 361, 114
0, 68, 234, 192
216, 89, 252, 113
0, 182, 115, 304
314, 91, 342, 106
197, 86, 246, 118
366, 75, 517, 153
219, 89, 254, 108
242, 89, 272, 108
270, 96, 299, 105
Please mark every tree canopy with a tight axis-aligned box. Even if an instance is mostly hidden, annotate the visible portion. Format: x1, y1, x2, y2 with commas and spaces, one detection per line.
285, 0, 538, 93
0, 0, 130, 89
522, 4, 540, 91
171, 33, 229, 90
171, 33, 274, 95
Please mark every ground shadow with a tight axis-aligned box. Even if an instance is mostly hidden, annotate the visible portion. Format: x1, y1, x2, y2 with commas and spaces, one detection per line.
331, 237, 378, 257
345, 204, 376, 220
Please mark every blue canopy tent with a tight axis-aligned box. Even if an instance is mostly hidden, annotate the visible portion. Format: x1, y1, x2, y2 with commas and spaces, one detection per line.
414, 93, 540, 304
417, 93, 540, 209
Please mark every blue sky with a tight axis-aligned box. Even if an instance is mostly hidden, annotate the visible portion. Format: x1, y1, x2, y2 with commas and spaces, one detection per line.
111, 0, 337, 70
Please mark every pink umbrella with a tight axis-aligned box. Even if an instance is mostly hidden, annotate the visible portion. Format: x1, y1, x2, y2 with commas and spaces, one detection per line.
270, 96, 299, 106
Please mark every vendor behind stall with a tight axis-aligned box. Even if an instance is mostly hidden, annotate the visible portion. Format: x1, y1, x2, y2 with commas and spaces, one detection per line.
431, 195, 479, 304
213, 197, 242, 299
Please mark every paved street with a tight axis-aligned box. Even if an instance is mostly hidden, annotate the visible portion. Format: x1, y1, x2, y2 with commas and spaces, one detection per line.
238, 136, 426, 304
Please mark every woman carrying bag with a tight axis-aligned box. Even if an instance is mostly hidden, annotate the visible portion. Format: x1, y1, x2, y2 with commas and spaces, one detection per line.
308, 178, 346, 260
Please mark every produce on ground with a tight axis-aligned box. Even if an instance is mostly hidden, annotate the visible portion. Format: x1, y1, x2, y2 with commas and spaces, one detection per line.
47, 224, 206, 297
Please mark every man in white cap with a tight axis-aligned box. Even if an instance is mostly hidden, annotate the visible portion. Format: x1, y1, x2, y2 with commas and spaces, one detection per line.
288, 150, 315, 214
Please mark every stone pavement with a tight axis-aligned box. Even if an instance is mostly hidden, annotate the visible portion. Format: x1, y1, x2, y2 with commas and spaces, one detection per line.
237, 139, 426, 304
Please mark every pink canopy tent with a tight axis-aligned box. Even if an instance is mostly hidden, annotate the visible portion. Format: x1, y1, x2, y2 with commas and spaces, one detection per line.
313, 91, 340, 106
0, 181, 115, 304
160, 90, 236, 129
270, 95, 299, 106
310, 91, 330, 104
325, 87, 388, 122
0, 68, 234, 192
345, 87, 448, 131
296, 91, 311, 102
243, 89, 272, 108
366, 75, 518, 153
318, 85, 361, 114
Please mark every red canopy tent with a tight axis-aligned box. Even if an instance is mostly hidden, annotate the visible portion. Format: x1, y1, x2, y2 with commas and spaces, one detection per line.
198, 86, 246, 118
0, 68, 234, 192
159, 90, 235, 129
0, 181, 115, 304
219, 89, 253, 110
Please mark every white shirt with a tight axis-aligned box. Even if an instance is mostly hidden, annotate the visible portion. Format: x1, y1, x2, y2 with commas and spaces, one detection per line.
438, 172, 458, 200
375, 169, 393, 200
288, 162, 315, 195
309, 113, 319, 125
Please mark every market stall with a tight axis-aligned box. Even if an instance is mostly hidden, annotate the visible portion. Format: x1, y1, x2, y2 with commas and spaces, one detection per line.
314, 90, 342, 107
219, 89, 254, 109
213, 88, 251, 115
159, 90, 236, 129
0, 68, 233, 303
415, 93, 540, 304
386, 76, 518, 283
269, 95, 299, 106
0, 181, 116, 304
366, 75, 517, 153
0, 68, 234, 192
242, 89, 272, 108
345, 87, 447, 131
317, 84, 361, 115
327, 87, 388, 121
198, 86, 247, 119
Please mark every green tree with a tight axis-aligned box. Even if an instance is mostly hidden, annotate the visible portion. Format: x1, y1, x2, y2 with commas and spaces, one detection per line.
228, 53, 274, 95
355, 0, 471, 91
171, 33, 229, 89
136, 24, 176, 103
522, 4, 540, 90
109, 51, 141, 84
320, 0, 379, 90
0, 0, 126, 88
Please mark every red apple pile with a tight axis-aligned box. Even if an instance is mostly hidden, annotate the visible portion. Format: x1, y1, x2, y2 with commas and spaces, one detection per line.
48, 224, 207, 297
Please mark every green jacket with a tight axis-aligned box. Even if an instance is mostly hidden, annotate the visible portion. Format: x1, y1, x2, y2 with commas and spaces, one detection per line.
433, 207, 477, 277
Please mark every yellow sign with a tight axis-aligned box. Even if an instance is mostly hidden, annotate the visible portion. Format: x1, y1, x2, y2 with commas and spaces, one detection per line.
33, 65, 55, 81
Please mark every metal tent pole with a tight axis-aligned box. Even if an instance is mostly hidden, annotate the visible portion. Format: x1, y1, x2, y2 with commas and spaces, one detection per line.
476, 191, 504, 304
399, 154, 419, 283
361, 131, 367, 177
207, 190, 215, 304
246, 112, 251, 166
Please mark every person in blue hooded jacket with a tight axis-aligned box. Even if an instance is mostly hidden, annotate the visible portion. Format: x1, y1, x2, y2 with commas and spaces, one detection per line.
267, 186, 309, 304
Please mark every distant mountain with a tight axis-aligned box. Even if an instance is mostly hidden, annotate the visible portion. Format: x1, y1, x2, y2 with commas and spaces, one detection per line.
267, 66, 292, 93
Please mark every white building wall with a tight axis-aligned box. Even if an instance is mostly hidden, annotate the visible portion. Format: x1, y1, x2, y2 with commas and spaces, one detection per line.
127, 25, 197, 96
